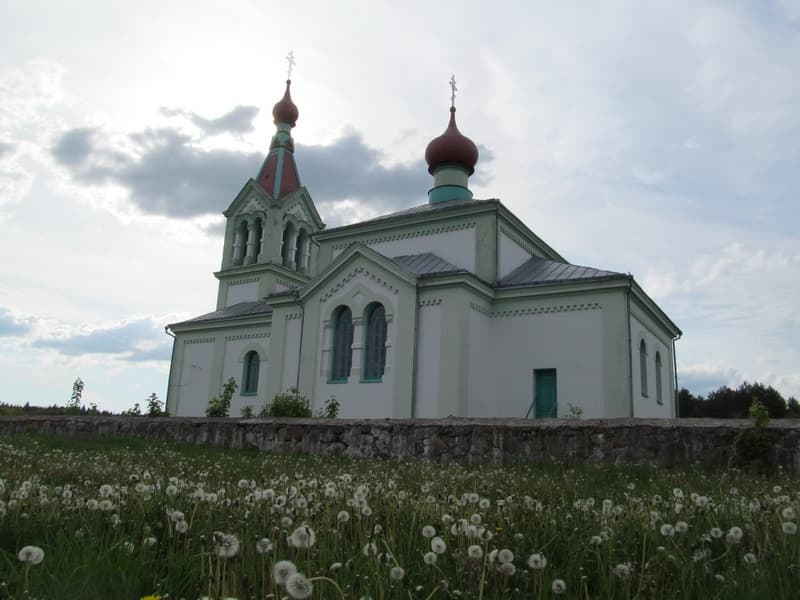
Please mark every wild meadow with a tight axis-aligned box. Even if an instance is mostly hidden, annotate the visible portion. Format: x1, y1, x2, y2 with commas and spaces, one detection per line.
0, 434, 798, 599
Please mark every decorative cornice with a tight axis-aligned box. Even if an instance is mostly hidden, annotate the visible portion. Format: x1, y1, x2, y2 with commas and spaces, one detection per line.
331, 222, 476, 251
499, 225, 536, 257
224, 332, 270, 341
184, 337, 215, 345
228, 276, 260, 287
321, 266, 399, 302
285, 201, 311, 225
468, 301, 602, 318
419, 298, 443, 307
286, 312, 302, 320
276, 278, 296, 289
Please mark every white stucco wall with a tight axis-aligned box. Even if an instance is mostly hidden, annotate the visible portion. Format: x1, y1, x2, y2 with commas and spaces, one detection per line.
280, 317, 302, 392
176, 338, 215, 416
630, 313, 674, 418
467, 308, 493, 417
498, 233, 532, 278
225, 280, 259, 306
332, 228, 477, 273
415, 304, 442, 418
467, 306, 606, 418
220, 335, 270, 417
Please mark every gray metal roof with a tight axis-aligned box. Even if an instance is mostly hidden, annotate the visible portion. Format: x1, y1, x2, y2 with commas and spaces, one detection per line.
170, 301, 273, 328
498, 256, 626, 288
320, 198, 497, 234
391, 253, 464, 276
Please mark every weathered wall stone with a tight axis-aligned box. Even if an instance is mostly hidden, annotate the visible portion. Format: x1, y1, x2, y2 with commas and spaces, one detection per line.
1, 416, 799, 473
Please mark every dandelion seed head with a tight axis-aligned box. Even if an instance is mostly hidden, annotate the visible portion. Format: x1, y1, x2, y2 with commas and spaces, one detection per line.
744, 552, 757, 565
423, 551, 437, 565
17, 545, 44, 565
613, 563, 631, 578
430, 536, 447, 554
498, 562, 516, 576
468, 545, 483, 559
497, 548, 514, 564
390, 566, 405, 580
285, 572, 313, 599
363, 542, 378, 557
528, 553, 547, 569
782, 521, 798, 535
288, 526, 316, 549
273, 559, 298, 585
422, 525, 436, 538
551, 579, 566, 594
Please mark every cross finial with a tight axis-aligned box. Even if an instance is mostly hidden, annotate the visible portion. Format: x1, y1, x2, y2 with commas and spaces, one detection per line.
286, 51, 296, 80
449, 74, 457, 108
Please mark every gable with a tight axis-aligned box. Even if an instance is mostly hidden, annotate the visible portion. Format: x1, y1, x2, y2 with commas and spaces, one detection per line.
223, 179, 271, 218
297, 243, 417, 304
280, 187, 325, 230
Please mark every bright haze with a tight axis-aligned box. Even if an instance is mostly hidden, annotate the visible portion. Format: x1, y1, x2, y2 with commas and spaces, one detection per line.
1, 1, 798, 412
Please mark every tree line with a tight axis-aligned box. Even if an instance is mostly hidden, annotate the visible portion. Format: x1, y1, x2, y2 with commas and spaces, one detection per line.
678, 381, 800, 419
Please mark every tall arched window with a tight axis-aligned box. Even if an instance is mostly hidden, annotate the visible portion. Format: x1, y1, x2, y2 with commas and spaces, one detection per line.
295, 229, 308, 273
655, 351, 663, 405
330, 306, 354, 382
242, 351, 260, 395
234, 221, 248, 265
363, 303, 387, 381
639, 339, 648, 397
253, 218, 263, 259
281, 222, 295, 267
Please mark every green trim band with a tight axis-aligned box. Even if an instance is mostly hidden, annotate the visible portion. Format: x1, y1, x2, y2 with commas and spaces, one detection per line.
428, 185, 473, 204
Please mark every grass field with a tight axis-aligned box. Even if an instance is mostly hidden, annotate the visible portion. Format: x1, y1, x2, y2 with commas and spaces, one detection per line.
0, 434, 798, 599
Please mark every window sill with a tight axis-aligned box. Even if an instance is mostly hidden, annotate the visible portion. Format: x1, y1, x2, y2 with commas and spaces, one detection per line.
241, 392, 258, 397
328, 378, 348, 384
360, 377, 382, 383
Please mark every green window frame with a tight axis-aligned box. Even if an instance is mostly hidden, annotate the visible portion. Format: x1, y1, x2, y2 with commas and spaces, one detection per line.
362, 302, 387, 382
242, 351, 260, 396
330, 306, 354, 382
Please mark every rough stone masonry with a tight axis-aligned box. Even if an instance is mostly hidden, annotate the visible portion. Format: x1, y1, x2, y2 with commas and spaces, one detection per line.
1, 416, 799, 473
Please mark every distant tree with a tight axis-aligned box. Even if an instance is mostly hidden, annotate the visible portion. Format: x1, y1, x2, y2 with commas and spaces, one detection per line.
691, 381, 788, 419
677, 388, 703, 417
68, 378, 84, 409
146, 393, 166, 417
786, 397, 800, 418
122, 402, 141, 416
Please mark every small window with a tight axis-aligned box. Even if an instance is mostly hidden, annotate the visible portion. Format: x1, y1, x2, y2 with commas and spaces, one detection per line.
655, 351, 663, 405
363, 303, 387, 381
242, 351, 260, 395
330, 306, 354, 381
639, 339, 648, 397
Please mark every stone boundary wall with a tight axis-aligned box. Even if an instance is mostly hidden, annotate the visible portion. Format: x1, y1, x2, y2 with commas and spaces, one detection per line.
1, 416, 799, 473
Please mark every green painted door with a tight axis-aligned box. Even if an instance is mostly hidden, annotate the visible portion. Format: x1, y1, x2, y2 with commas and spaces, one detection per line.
534, 369, 557, 418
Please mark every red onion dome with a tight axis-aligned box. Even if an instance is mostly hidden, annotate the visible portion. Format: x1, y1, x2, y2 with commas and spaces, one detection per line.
272, 80, 298, 127
424, 107, 479, 175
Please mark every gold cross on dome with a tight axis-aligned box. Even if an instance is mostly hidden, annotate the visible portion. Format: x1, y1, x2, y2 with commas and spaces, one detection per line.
286, 51, 296, 80
449, 74, 457, 108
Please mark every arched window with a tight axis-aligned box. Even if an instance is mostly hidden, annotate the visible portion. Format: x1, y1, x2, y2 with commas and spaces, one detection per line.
242, 351, 260, 395
330, 306, 354, 382
295, 229, 308, 273
363, 303, 387, 381
655, 351, 663, 405
639, 339, 648, 397
234, 221, 248, 265
281, 222, 295, 267
253, 218, 263, 259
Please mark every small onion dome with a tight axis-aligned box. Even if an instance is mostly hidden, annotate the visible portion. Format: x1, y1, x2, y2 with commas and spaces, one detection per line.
424, 107, 479, 175
272, 80, 299, 127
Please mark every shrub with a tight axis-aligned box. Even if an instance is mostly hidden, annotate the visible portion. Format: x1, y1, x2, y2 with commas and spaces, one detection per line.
207, 378, 237, 417
732, 399, 774, 473
241, 405, 254, 418
258, 388, 312, 418
146, 392, 167, 417
315, 395, 340, 419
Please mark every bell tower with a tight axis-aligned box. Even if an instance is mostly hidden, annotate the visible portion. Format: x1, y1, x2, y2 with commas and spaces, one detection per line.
214, 53, 324, 310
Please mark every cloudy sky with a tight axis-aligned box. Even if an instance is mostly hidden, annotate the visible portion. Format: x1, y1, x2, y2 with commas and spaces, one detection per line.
1, 0, 798, 412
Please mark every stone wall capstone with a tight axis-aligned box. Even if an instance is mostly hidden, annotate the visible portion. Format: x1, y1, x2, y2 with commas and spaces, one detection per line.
1, 416, 799, 473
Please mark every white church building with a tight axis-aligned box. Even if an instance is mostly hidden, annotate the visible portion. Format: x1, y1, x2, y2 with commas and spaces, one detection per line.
165, 76, 681, 419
